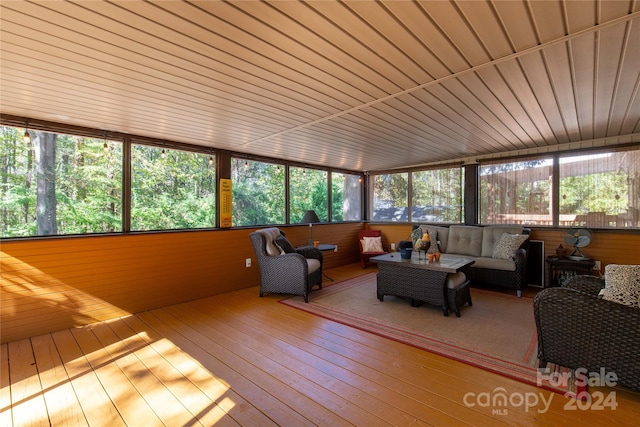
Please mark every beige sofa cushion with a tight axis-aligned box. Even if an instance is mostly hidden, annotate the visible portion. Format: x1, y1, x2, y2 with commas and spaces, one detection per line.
417, 225, 450, 253
481, 226, 525, 257
446, 225, 483, 257
472, 256, 517, 272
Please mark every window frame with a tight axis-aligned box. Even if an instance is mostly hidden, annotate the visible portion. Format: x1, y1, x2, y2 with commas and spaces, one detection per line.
0, 117, 364, 239
476, 145, 640, 230
369, 164, 464, 224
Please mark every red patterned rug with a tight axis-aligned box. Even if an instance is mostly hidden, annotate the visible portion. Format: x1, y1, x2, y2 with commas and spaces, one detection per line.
280, 272, 577, 395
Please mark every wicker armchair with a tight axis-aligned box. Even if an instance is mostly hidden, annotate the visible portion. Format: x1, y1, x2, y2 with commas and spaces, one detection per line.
534, 275, 640, 391
249, 228, 323, 302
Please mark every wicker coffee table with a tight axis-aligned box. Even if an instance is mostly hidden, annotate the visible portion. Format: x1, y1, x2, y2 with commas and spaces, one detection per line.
370, 253, 475, 316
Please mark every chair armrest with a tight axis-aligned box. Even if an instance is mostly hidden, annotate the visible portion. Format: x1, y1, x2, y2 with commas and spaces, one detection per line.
261, 252, 309, 271
562, 275, 604, 296
295, 246, 323, 263
534, 287, 640, 390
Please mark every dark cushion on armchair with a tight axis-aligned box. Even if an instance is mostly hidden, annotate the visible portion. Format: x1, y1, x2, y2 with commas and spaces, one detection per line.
274, 235, 296, 253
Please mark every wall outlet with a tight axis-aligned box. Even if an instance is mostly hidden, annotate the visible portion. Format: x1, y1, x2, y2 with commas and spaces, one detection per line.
334, 245, 338, 252
594, 260, 601, 271
245, 258, 251, 268
391, 243, 396, 250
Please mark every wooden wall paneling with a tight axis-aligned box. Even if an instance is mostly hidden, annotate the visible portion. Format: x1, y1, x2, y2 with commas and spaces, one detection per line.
367, 224, 414, 252
366, 225, 640, 283
0, 223, 365, 343
4, 222, 636, 343
280, 222, 365, 269
530, 229, 640, 284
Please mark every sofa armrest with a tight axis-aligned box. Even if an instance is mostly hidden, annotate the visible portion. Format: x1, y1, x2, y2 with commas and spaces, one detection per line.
512, 247, 526, 272
513, 247, 526, 264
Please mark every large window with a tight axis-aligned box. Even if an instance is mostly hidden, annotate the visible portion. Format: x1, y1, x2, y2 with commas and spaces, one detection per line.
412, 167, 464, 223
371, 167, 463, 223
131, 145, 215, 231
478, 149, 640, 229
331, 172, 362, 221
2, 119, 365, 237
479, 158, 552, 225
232, 158, 285, 226
559, 149, 639, 228
1, 126, 122, 237
289, 167, 328, 223
372, 172, 408, 221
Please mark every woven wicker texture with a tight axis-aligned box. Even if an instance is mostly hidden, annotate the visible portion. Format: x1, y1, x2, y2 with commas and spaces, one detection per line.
398, 225, 530, 297
534, 275, 640, 391
376, 263, 451, 316
447, 281, 472, 317
250, 231, 323, 303
470, 247, 527, 295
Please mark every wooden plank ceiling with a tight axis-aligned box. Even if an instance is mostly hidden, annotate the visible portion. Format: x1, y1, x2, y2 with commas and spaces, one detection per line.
1, 0, 639, 171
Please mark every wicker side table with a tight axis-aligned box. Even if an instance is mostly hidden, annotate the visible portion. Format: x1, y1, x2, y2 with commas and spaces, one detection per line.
546, 256, 595, 287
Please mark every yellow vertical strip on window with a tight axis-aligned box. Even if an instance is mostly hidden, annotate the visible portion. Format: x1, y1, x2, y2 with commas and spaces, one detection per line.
220, 178, 232, 228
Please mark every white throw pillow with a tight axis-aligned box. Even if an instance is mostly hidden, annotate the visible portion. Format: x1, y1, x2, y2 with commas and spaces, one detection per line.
362, 236, 384, 253
492, 233, 529, 260
602, 264, 640, 308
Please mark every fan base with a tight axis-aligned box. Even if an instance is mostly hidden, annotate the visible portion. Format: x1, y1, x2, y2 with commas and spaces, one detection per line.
568, 255, 590, 261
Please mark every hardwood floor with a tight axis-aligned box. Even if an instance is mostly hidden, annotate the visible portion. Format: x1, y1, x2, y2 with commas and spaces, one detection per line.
3, 263, 639, 426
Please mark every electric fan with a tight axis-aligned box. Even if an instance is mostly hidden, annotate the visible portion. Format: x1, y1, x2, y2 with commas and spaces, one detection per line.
563, 228, 592, 260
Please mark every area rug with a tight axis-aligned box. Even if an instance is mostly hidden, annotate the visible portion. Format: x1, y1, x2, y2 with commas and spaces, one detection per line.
280, 273, 578, 395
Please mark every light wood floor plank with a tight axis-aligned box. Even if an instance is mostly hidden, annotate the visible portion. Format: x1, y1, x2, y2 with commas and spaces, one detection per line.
108, 315, 241, 427
136, 310, 288, 427
1, 344, 13, 427
50, 329, 125, 427
88, 320, 204, 427
4, 263, 640, 426
199, 286, 525, 426
209, 291, 528, 425
30, 334, 87, 426
70, 326, 163, 426
186, 292, 482, 426
119, 314, 263, 426
144, 307, 346, 426
7, 339, 49, 427
164, 300, 414, 426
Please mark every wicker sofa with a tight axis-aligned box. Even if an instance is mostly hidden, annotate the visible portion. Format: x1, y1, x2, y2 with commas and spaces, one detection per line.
534, 272, 640, 391
399, 224, 530, 296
